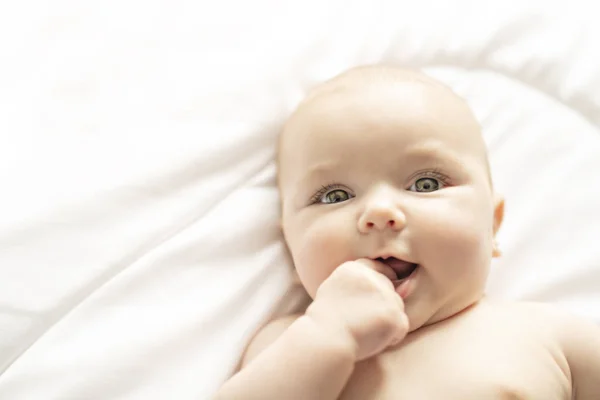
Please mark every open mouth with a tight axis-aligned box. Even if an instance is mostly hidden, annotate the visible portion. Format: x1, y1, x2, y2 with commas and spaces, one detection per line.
375, 257, 418, 281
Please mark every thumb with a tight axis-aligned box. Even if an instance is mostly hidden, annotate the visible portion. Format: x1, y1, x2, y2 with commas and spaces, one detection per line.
354, 258, 397, 282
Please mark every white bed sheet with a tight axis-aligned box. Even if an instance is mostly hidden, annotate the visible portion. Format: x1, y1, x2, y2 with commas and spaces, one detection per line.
1, 0, 599, 398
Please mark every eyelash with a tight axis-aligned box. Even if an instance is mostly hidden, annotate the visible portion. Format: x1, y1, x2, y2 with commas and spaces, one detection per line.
309, 183, 350, 205
410, 169, 452, 188
308, 169, 452, 204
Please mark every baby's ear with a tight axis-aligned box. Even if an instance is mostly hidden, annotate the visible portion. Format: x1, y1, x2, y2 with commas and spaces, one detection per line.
492, 193, 505, 258
493, 193, 504, 235
492, 238, 502, 257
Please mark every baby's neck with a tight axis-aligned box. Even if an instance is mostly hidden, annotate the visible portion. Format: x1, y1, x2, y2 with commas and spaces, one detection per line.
412, 296, 488, 335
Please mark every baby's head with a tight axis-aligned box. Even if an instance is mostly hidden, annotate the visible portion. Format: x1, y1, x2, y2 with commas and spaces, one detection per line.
277, 65, 504, 331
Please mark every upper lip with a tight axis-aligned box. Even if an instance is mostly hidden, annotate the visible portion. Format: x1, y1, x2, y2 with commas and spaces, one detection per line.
372, 252, 414, 264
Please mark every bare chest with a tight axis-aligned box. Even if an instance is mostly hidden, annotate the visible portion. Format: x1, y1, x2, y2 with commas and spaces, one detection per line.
340, 324, 571, 400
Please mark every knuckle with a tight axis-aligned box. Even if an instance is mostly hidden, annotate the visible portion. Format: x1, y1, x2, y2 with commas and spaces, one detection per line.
378, 305, 399, 325
382, 303, 406, 326
341, 262, 369, 279
337, 261, 359, 274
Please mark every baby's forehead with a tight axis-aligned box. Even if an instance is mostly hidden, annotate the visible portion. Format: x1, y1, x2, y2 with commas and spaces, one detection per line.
282, 66, 472, 144
278, 66, 492, 189
289, 67, 465, 128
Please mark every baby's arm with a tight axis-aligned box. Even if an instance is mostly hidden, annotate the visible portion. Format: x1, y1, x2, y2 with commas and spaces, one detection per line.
557, 311, 600, 399
214, 314, 356, 400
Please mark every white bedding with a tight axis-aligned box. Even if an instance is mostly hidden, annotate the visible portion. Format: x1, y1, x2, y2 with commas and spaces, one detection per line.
1, 0, 599, 398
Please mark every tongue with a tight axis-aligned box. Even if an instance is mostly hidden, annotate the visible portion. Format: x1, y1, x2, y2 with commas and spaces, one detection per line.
378, 257, 417, 280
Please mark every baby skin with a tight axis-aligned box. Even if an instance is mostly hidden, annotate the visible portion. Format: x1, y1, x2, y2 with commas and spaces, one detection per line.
216, 66, 600, 399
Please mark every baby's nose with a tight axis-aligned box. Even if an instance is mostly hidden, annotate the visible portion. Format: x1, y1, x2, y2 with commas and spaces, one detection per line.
357, 203, 406, 233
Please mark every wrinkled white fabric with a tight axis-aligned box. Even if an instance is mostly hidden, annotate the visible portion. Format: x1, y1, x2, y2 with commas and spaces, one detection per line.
0, 0, 599, 398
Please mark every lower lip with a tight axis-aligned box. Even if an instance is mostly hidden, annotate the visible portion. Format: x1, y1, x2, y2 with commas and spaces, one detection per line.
392, 266, 418, 299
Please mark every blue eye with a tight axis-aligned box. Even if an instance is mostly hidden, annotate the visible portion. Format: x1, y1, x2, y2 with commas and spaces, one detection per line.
410, 177, 441, 192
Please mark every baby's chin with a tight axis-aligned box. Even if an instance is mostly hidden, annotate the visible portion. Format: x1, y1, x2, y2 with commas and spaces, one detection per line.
403, 302, 434, 333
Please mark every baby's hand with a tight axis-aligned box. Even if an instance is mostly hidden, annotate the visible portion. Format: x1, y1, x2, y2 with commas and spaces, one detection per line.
305, 259, 409, 361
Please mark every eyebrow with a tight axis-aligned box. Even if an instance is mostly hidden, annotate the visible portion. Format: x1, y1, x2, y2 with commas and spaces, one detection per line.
403, 142, 465, 166
291, 161, 340, 197
302, 161, 340, 181
292, 142, 468, 194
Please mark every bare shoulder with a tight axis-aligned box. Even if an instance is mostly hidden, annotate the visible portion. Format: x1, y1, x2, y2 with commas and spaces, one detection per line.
490, 300, 600, 398
241, 313, 302, 368
517, 302, 600, 400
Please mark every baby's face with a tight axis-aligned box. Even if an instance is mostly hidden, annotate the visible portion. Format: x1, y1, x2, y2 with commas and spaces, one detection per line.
278, 69, 503, 330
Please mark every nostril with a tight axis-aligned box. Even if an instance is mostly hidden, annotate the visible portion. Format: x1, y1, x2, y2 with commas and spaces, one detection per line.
388, 220, 395, 227
366, 222, 374, 228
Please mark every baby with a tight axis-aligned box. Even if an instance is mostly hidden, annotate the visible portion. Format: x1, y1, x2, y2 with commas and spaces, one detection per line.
216, 66, 600, 399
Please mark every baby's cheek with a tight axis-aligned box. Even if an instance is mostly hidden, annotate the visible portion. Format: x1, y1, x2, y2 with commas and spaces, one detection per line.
418, 207, 491, 275
293, 216, 354, 297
